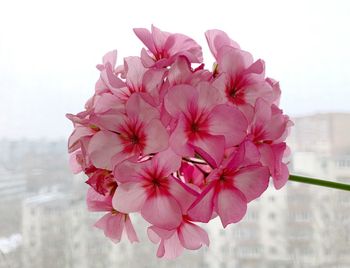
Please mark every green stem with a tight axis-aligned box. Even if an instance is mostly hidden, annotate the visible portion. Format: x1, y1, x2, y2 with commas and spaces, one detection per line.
289, 174, 350, 191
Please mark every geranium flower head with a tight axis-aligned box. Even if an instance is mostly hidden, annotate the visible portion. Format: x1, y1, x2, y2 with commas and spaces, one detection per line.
67, 26, 292, 258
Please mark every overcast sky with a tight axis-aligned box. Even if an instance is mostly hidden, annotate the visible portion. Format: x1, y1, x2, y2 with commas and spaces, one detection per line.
1, 0, 350, 140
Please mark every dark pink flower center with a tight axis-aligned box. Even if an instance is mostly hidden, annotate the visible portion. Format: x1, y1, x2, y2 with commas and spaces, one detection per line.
250, 124, 271, 144
141, 166, 169, 194
191, 122, 200, 132
155, 49, 168, 60
119, 119, 146, 153
184, 109, 209, 139
226, 79, 245, 105
217, 168, 236, 184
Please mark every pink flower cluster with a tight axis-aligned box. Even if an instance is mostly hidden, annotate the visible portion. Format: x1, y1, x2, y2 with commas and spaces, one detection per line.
67, 25, 292, 258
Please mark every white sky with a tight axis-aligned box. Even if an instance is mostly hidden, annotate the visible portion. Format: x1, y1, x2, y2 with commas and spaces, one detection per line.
0, 0, 350, 140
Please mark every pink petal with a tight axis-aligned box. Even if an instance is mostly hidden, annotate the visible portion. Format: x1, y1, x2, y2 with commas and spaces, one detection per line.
270, 143, 289, 189
273, 162, 289, 189
258, 143, 275, 172
192, 134, 225, 168
217, 47, 253, 78
148, 225, 176, 241
162, 232, 184, 259
168, 176, 198, 213
143, 119, 169, 155
110, 151, 137, 171
208, 104, 248, 147
113, 159, 142, 183
88, 131, 123, 170
94, 93, 124, 114
86, 188, 113, 212
125, 93, 160, 123
102, 63, 125, 89
94, 212, 124, 243
266, 77, 281, 105
238, 103, 255, 124
226, 140, 261, 170
265, 113, 288, 141
157, 240, 166, 258
233, 166, 270, 202
169, 115, 194, 157
205, 29, 240, 59
164, 84, 198, 117
197, 82, 226, 111
167, 56, 192, 85
164, 33, 203, 63
271, 142, 287, 172
124, 56, 147, 91
140, 48, 156, 67
149, 229, 184, 259
254, 98, 272, 123
223, 140, 260, 170
178, 221, 209, 250
244, 80, 274, 106
95, 77, 108, 92
187, 182, 216, 222
68, 126, 94, 153
151, 25, 169, 53
148, 227, 161, 244
214, 185, 247, 227
102, 50, 117, 67
89, 110, 125, 133
241, 140, 261, 165
244, 59, 265, 76
141, 193, 182, 230
211, 73, 228, 94
133, 27, 157, 55
143, 69, 166, 102
153, 148, 182, 175
112, 182, 147, 213
124, 215, 139, 243
69, 151, 83, 174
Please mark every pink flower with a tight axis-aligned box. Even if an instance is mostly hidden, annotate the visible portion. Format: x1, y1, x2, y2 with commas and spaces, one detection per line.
110, 56, 166, 103
67, 120, 97, 154
113, 149, 198, 230
164, 82, 248, 167
87, 93, 169, 170
212, 47, 274, 109
134, 25, 203, 68
85, 169, 117, 196
247, 98, 293, 189
188, 141, 270, 227
95, 50, 125, 93
147, 216, 209, 259
86, 188, 139, 243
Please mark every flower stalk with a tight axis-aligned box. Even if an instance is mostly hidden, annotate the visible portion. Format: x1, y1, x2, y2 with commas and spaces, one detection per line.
289, 174, 350, 191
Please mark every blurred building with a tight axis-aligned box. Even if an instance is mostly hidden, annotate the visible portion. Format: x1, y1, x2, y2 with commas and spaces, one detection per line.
0, 167, 26, 202
22, 191, 69, 268
287, 113, 350, 268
